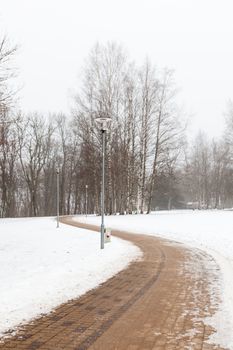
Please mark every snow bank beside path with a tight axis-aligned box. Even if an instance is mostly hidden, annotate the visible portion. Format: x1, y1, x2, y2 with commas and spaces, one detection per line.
0, 217, 141, 337
76, 210, 233, 349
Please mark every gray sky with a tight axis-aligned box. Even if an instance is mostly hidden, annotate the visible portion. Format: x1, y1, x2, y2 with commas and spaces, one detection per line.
1, 0, 233, 138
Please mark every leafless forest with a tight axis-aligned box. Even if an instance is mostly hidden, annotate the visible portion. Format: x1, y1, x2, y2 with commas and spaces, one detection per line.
1, 39, 233, 218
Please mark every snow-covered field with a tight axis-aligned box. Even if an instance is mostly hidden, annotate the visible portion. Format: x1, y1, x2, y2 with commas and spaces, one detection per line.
2, 211, 233, 348
0, 217, 141, 337
76, 210, 233, 349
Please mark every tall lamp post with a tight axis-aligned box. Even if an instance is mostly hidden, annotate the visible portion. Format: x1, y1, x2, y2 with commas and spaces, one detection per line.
56, 167, 60, 228
96, 116, 111, 249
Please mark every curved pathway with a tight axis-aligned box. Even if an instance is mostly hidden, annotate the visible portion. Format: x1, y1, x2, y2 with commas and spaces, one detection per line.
0, 217, 226, 350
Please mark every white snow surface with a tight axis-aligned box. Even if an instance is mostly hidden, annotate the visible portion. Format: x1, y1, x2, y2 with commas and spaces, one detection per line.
76, 210, 233, 350
0, 217, 141, 337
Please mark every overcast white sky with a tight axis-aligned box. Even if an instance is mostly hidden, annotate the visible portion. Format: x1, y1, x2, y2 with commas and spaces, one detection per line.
1, 0, 233, 138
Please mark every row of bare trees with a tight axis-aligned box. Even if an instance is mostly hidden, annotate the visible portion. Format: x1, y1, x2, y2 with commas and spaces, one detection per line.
181, 103, 233, 210
72, 43, 185, 215
2, 39, 233, 217
182, 133, 230, 209
0, 41, 186, 217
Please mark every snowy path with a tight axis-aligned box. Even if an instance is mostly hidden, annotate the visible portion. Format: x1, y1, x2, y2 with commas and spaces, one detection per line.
0, 217, 141, 337
0, 219, 225, 350
76, 210, 233, 350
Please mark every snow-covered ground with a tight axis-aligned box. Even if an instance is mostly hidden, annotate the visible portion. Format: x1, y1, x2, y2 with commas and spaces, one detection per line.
76, 210, 233, 349
2, 212, 233, 348
0, 217, 141, 337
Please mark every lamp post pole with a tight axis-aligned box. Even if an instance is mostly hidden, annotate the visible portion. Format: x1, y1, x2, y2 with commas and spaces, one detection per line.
56, 168, 60, 228
96, 116, 111, 250
100, 129, 106, 249
85, 184, 88, 218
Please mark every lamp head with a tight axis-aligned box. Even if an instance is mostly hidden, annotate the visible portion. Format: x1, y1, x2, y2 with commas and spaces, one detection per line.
95, 117, 111, 131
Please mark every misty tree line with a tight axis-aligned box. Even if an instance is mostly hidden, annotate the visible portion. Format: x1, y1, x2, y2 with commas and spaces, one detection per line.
1, 39, 233, 218
182, 120, 233, 210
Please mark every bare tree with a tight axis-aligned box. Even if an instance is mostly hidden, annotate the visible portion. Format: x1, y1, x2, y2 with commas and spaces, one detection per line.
146, 69, 184, 213
137, 60, 158, 213
17, 114, 54, 216
0, 108, 19, 216
0, 36, 17, 108
73, 42, 128, 214
211, 140, 229, 208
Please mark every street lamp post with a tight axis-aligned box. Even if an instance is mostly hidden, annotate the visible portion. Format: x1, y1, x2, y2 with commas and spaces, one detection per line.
85, 184, 88, 217
56, 168, 60, 228
96, 116, 111, 249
